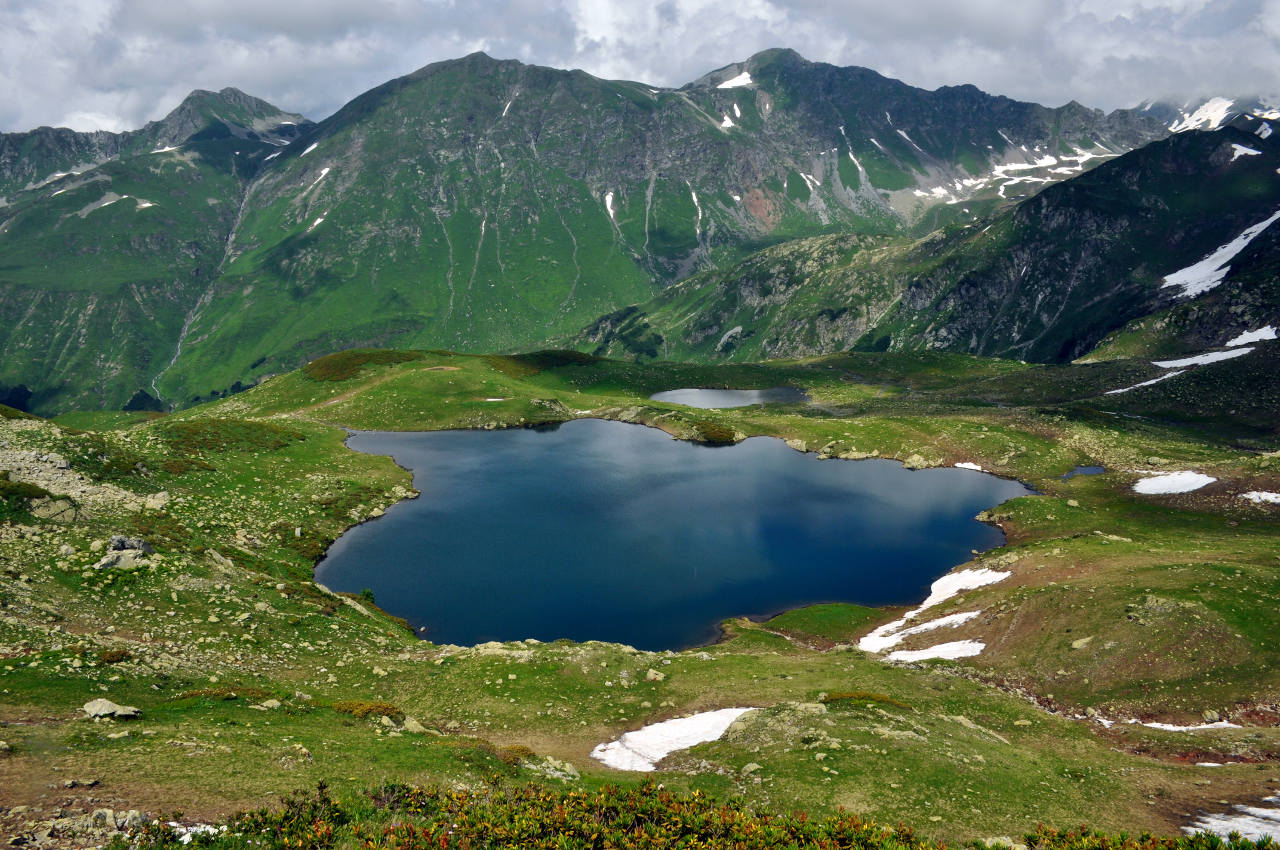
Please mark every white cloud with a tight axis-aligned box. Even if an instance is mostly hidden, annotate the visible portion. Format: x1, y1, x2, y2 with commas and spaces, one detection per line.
0, 0, 1276, 133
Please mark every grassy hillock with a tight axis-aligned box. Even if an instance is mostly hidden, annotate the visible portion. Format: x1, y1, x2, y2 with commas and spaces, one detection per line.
1, 347, 1277, 844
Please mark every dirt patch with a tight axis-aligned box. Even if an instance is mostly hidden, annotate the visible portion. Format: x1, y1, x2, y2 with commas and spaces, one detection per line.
742, 188, 783, 231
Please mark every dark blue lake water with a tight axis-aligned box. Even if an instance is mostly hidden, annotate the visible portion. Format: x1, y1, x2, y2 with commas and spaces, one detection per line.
649, 386, 809, 408
316, 419, 1029, 650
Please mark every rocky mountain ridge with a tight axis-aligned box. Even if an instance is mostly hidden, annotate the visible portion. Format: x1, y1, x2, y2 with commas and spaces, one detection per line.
580, 120, 1280, 366
0, 49, 1186, 413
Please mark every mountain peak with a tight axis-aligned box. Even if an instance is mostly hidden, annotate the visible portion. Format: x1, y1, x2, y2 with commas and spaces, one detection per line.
146, 87, 309, 146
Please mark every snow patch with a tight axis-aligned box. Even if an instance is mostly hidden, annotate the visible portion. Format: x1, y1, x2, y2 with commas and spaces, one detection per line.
134, 199, 156, 210
1226, 325, 1276, 346
1259, 122, 1274, 140
868, 611, 983, 653
1169, 97, 1235, 132
151, 145, 180, 154
895, 128, 925, 153
954, 462, 983, 471
591, 708, 755, 771
717, 71, 752, 89
687, 182, 702, 239
720, 114, 734, 129
887, 640, 986, 662
1152, 348, 1253, 368
1132, 472, 1217, 495
799, 172, 821, 192
1242, 491, 1280, 504
305, 215, 325, 234
1104, 370, 1186, 395
1140, 720, 1240, 732
299, 142, 318, 157
604, 191, 615, 221
1231, 144, 1262, 161
732, 103, 741, 118
859, 568, 1009, 654
1186, 796, 1280, 842
306, 167, 330, 192
502, 100, 512, 117
263, 151, 281, 161
1161, 208, 1280, 297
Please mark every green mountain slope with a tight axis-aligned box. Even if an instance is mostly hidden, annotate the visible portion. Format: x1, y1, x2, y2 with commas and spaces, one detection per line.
0, 90, 311, 411
580, 123, 1280, 365
1, 51, 1168, 413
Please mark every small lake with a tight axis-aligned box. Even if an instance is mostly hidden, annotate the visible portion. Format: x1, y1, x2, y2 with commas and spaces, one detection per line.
316, 419, 1029, 650
649, 386, 809, 408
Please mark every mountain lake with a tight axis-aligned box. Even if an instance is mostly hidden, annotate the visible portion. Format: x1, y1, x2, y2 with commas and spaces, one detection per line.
649, 386, 809, 408
316, 418, 1030, 650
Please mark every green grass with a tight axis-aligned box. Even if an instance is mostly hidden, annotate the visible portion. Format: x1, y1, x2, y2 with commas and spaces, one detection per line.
2, 346, 1278, 842
763, 603, 883, 643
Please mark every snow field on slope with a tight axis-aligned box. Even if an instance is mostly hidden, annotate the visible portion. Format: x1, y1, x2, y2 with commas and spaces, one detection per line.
1131, 472, 1216, 494
1161, 208, 1280, 298
591, 708, 755, 771
1226, 326, 1276, 346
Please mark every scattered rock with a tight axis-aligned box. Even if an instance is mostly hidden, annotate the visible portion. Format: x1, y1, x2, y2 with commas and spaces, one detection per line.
261, 699, 282, 710
1203, 709, 1221, 723
108, 535, 154, 553
144, 491, 171, 511
117, 810, 145, 829
83, 698, 141, 719
1070, 636, 1094, 650
527, 756, 580, 781
92, 549, 145, 570
402, 716, 428, 734
742, 762, 762, 775
645, 668, 666, 682
29, 498, 84, 523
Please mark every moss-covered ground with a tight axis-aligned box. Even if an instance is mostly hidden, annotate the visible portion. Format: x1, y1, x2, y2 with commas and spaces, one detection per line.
1, 348, 1277, 845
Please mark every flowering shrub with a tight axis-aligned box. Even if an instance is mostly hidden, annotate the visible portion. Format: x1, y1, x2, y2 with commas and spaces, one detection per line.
116, 782, 1280, 850
360, 781, 940, 849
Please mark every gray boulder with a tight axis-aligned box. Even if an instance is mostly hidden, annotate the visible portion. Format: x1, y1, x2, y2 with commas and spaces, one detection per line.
109, 536, 154, 553
83, 698, 141, 719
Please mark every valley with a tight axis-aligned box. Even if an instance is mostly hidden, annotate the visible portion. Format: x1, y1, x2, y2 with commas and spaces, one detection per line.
1, 45, 1279, 850
1, 346, 1278, 845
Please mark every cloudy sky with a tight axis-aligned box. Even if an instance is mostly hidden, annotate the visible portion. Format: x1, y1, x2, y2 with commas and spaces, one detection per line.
2, 0, 1277, 133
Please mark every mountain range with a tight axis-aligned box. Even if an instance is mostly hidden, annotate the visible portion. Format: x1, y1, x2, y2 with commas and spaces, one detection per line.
0, 49, 1276, 414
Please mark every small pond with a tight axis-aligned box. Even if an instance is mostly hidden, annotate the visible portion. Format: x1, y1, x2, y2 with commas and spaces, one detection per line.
1060, 465, 1106, 480
649, 386, 809, 408
316, 419, 1029, 650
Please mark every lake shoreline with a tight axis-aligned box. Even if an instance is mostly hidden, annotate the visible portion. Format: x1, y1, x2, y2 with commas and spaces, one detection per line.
317, 417, 1029, 650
